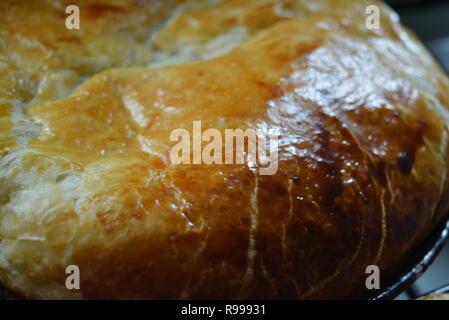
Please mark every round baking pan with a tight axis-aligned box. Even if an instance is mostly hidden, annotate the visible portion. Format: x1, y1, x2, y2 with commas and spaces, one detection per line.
370, 216, 449, 300
1, 217, 448, 300
424, 283, 449, 296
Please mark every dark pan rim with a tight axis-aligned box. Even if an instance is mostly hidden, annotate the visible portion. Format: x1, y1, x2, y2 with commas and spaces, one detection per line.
423, 283, 449, 297
369, 216, 449, 300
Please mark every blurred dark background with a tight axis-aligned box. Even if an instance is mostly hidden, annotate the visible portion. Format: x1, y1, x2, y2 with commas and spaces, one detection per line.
385, 0, 449, 299
387, 0, 449, 71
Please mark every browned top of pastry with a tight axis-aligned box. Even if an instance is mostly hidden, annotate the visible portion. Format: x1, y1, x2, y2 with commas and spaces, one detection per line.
1, 0, 449, 299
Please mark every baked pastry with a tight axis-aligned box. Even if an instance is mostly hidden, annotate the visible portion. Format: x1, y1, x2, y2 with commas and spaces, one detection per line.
418, 293, 449, 300
1, 0, 449, 300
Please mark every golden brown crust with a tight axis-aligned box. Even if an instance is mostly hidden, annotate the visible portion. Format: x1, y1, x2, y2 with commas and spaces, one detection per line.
1, 0, 449, 299
418, 294, 449, 300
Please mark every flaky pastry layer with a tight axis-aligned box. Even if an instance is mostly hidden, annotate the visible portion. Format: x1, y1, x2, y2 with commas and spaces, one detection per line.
1, 0, 449, 299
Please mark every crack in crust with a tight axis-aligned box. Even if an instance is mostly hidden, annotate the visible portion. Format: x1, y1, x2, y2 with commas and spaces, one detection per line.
0, 0, 449, 299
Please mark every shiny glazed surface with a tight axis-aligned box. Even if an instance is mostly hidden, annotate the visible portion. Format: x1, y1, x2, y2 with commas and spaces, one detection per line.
1, 0, 449, 299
